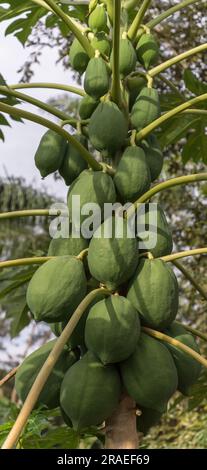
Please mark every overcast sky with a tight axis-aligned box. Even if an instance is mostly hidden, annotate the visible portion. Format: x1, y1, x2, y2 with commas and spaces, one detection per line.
0, 24, 78, 200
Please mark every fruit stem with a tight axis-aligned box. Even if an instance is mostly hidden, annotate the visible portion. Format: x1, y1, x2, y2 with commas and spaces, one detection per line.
8, 82, 85, 96
161, 248, 207, 263
176, 322, 207, 343
41, 0, 94, 57
128, 0, 152, 41
0, 257, 52, 269
0, 102, 103, 172
146, 0, 200, 30
126, 173, 207, 217
149, 43, 207, 78
110, 0, 122, 107
0, 209, 51, 220
76, 248, 88, 261
1, 288, 111, 449
172, 259, 207, 301
105, 394, 139, 449
142, 327, 207, 369
136, 93, 207, 141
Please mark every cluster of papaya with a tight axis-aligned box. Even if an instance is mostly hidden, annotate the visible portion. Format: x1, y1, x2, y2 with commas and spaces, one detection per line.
18, 1, 202, 437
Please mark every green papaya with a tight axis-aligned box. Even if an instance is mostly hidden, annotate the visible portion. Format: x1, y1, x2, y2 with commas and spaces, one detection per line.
118, 36, 137, 78
137, 406, 163, 435
85, 295, 140, 364
61, 407, 72, 427
59, 134, 88, 186
131, 87, 160, 130
126, 75, 147, 110
114, 146, 151, 202
120, 333, 178, 412
90, 32, 111, 56
88, 216, 139, 290
127, 259, 179, 330
164, 322, 202, 396
26, 256, 87, 323
88, 102, 128, 154
140, 134, 164, 181
137, 203, 173, 258
34, 130, 67, 178
60, 351, 121, 429
84, 56, 110, 99
79, 95, 99, 120
136, 33, 159, 69
88, 4, 107, 33
47, 233, 88, 257
15, 340, 77, 409
67, 169, 116, 227
69, 38, 89, 74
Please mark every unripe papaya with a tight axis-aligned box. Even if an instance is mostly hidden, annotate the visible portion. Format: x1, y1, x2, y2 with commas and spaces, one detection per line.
15, 340, 77, 409
136, 33, 159, 69
140, 134, 164, 181
67, 169, 116, 227
164, 322, 202, 396
114, 146, 151, 202
137, 203, 173, 258
59, 134, 88, 186
88, 102, 128, 154
60, 351, 121, 429
127, 259, 179, 330
88, 4, 107, 33
34, 130, 67, 178
127, 75, 147, 110
131, 87, 160, 130
85, 295, 140, 364
26, 256, 87, 322
69, 38, 89, 74
88, 216, 139, 290
47, 233, 88, 257
84, 56, 110, 99
120, 333, 178, 412
79, 95, 99, 120
110, 35, 136, 78
137, 406, 163, 435
90, 32, 111, 56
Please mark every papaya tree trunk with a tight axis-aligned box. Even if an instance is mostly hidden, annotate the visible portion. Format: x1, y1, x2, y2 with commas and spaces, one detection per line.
105, 394, 139, 449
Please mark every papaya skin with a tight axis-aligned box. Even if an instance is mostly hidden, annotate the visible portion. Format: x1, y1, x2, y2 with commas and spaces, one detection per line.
34, 130, 67, 178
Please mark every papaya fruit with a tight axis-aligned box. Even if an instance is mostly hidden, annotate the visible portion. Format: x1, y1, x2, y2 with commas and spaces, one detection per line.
47, 233, 88, 257
114, 146, 151, 202
136, 33, 159, 69
67, 169, 116, 228
69, 38, 89, 74
26, 256, 87, 323
59, 134, 88, 186
110, 35, 136, 78
88, 102, 128, 154
164, 322, 202, 396
140, 134, 164, 181
15, 340, 77, 409
88, 4, 107, 33
126, 75, 147, 110
84, 56, 110, 100
90, 32, 111, 56
131, 87, 160, 130
79, 95, 99, 120
137, 203, 173, 258
127, 258, 179, 330
88, 216, 139, 290
137, 406, 163, 435
120, 333, 178, 412
34, 130, 67, 178
60, 351, 121, 429
85, 295, 140, 364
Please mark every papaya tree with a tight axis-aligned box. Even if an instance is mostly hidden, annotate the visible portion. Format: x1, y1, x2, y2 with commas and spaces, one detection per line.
0, 0, 207, 450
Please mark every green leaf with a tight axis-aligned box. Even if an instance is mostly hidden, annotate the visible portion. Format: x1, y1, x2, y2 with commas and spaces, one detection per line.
10, 303, 30, 337
182, 126, 207, 164
184, 69, 207, 96
160, 92, 184, 112
0, 113, 11, 126
157, 115, 200, 148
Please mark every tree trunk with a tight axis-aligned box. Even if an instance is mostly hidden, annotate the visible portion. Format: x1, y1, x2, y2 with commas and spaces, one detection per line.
105, 394, 139, 449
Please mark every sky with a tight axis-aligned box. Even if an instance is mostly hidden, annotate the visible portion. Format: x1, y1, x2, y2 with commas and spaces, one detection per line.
0, 23, 78, 200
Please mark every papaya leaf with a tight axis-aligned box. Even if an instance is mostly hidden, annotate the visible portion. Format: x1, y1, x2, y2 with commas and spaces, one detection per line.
0, 1, 46, 44
184, 69, 207, 96
182, 125, 207, 164
160, 92, 184, 112
157, 115, 200, 148
21, 426, 80, 449
10, 302, 30, 338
